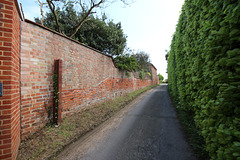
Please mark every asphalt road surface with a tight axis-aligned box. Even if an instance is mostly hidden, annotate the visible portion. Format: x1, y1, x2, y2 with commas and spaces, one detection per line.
57, 85, 196, 160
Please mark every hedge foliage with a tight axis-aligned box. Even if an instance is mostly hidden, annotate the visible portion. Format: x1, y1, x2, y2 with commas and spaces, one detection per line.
167, 0, 240, 159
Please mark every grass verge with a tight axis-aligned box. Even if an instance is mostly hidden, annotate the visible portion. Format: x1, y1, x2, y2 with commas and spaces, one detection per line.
173, 104, 210, 159
17, 85, 157, 160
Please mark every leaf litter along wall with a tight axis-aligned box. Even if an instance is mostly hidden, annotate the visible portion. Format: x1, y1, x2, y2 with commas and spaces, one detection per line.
167, 0, 240, 159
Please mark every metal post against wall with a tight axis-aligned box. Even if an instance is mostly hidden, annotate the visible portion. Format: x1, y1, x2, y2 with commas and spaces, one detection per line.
53, 59, 62, 125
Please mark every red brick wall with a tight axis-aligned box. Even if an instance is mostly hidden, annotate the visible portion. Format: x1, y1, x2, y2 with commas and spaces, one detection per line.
0, 0, 21, 159
0, 1, 158, 158
20, 21, 158, 138
151, 64, 159, 85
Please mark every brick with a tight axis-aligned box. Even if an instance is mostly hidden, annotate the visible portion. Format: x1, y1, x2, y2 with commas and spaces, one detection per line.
3, 32, 12, 38
2, 119, 11, 125
0, 65, 11, 70
0, 115, 11, 120
3, 148, 11, 155
1, 0, 14, 6
4, 14, 13, 19
0, 18, 13, 24
1, 129, 11, 135
3, 61, 12, 65
0, 46, 11, 51
0, 27, 12, 33
0, 154, 11, 159
2, 71, 12, 75
3, 139, 11, 145
0, 57, 12, 61
0, 134, 11, 140
3, 100, 12, 105
5, 5, 13, 11
1, 9, 13, 15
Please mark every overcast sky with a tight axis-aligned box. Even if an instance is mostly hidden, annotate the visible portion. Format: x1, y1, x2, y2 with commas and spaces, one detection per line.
18, 0, 185, 80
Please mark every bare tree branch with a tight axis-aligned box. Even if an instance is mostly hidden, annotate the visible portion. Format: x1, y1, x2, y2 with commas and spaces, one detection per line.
46, 0, 61, 32
37, 0, 47, 25
69, 0, 104, 37
42, 0, 131, 37
79, 0, 86, 12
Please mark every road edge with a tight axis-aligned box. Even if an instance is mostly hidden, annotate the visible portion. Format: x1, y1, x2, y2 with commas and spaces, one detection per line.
54, 86, 158, 159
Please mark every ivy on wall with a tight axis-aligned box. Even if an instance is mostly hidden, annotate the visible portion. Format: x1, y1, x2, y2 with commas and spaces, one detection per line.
53, 73, 59, 125
167, 0, 240, 159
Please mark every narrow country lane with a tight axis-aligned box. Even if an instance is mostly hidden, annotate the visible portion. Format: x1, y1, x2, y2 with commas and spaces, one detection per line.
57, 85, 196, 160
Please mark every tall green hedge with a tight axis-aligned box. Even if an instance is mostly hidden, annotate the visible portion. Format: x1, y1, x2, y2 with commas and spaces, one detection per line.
168, 0, 240, 159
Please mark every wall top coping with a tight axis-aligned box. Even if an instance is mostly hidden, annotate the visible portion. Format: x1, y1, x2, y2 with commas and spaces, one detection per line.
15, 0, 23, 20
22, 19, 157, 72
150, 63, 157, 71
24, 19, 114, 58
